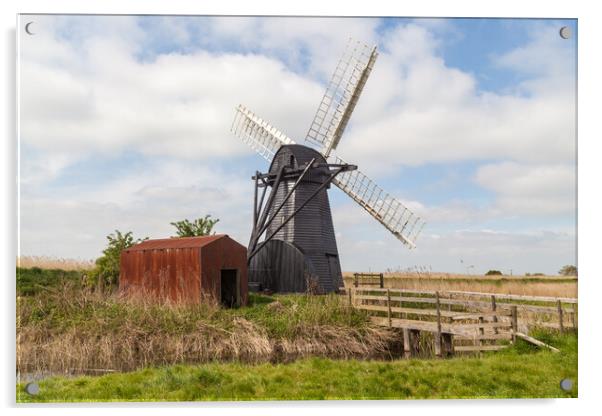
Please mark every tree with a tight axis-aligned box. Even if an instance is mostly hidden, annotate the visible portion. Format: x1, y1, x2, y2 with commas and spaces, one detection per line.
558, 265, 577, 276
89, 230, 147, 288
485, 270, 503, 276
171, 215, 219, 237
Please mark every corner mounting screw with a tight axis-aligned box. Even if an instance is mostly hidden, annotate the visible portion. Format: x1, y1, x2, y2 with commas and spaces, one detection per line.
25, 382, 40, 395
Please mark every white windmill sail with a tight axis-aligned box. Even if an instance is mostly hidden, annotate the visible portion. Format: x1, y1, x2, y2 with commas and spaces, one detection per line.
305, 38, 378, 157
330, 154, 426, 248
231, 104, 296, 162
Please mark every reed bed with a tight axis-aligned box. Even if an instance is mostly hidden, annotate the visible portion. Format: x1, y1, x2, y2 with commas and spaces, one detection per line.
17, 283, 397, 375
17, 256, 95, 271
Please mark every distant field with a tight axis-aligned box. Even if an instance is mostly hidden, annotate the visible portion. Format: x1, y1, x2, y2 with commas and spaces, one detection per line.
17, 330, 577, 402
17, 256, 94, 271
343, 272, 577, 298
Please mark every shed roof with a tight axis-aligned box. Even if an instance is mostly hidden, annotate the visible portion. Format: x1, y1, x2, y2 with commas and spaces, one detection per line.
123, 234, 228, 252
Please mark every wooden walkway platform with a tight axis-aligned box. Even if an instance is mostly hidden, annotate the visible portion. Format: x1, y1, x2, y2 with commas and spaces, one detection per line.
343, 287, 575, 357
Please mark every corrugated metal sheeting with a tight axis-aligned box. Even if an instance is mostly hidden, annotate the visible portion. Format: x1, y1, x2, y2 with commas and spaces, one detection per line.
250, 144, 343, 293
120, 235, 248, 305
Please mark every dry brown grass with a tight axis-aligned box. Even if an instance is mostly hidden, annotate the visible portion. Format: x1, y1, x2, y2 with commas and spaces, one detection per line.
17, 284, 397, 375
344, 271, 575, 280
17, 256, 94, 271
343, 272, 577, 298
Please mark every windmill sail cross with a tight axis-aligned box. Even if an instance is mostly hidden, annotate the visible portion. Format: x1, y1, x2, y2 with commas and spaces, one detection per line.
231, 39, 426, 253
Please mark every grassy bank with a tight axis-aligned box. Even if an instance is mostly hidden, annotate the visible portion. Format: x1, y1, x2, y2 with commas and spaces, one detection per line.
17, 331, 577, 402
18, 281, 395, 374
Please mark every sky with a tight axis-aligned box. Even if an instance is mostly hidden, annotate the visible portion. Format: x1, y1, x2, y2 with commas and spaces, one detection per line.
17, 15, 577, 275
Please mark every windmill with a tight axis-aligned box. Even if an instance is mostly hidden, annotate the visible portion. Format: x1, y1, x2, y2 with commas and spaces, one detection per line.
231, 39, 426, 293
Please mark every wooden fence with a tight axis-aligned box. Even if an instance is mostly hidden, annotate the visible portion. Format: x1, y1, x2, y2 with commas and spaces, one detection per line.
344, 287, 576, 357
352, 273, 384, 288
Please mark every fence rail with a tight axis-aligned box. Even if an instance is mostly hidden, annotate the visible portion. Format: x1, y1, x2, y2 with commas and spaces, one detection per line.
343, 287, 575, 357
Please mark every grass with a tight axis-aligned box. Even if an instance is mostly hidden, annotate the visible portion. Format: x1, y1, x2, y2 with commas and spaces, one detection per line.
17, 330, 577, 402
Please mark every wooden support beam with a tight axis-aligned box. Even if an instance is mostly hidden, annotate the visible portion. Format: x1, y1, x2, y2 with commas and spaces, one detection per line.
454, 345, 508, 352
410, 329, 421, 357
454, 333, 513, 341
442, 333, 454, 357
403, 328, 411, 358
435, 291, 442, 357
387, 289, 392, 328
511, 306, 518, 344
515, 332, 560, 353
557, 300, 564, 334
571, 304, 577, 332
478, 316, 485, 356
491, 295, 498, 335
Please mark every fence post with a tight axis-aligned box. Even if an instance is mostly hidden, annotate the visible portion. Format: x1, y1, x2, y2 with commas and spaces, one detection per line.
442, 333, 453, 357
403, 328, 411, 358
478, 316, 485, 356
571, 304, 577, 332
557, 300, 564, 334
380, 273, 384, 289
354, 273, 358, 288
348, 288, 352, 307
491, 295, 498, 335
511, 306, 518, 343
387, 289, 392, 327
435, 291, 442, 357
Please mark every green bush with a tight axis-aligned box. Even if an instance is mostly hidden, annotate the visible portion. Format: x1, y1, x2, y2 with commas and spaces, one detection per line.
170, 215, 219, 237
88, 230, 147, 288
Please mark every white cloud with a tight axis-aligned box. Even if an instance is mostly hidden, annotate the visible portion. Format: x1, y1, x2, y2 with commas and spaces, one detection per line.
335, 22, 576, 174
19, 159, 255, 259
205, 17, 379, 80
18, 16, 576, 271
475, 162, 576, 215
19, 16, 326, 173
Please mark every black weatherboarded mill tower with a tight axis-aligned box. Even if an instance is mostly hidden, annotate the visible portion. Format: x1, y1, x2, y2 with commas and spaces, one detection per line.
231, 39, 426, 293
248, 145, 353, 293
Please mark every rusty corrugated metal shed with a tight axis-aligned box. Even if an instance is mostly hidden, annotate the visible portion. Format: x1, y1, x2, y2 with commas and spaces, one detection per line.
120, 234, 248, 306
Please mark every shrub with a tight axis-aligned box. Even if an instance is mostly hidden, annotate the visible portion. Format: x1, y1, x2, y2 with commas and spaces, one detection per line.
170, 215, 219, 237
558, 265, 577, 276
485, 270, 503, 276
88, 230, 147, 288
